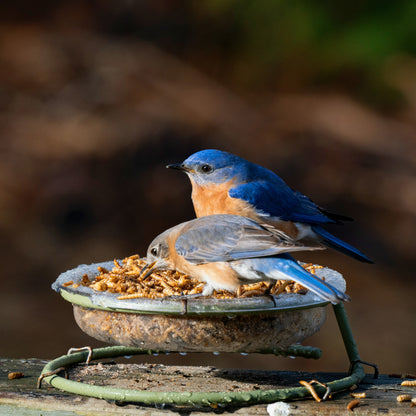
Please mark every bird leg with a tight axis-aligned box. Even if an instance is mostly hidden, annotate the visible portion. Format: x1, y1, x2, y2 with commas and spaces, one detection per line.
263, 282, 274, 295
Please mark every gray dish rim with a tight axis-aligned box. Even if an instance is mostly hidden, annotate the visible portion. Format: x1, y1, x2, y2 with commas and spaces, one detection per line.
53, 260, 333, 316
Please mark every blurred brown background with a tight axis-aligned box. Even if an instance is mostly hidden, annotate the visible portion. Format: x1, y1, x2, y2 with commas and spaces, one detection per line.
1, 1, 415, 375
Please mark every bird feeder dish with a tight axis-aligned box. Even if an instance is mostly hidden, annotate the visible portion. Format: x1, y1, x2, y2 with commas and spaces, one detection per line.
52, 261, 346, 352
42, 260, 367, 407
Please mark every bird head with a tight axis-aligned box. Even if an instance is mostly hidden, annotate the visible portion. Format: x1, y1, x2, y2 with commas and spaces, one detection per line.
140, 230, 172, 279
166, 149, 251, 186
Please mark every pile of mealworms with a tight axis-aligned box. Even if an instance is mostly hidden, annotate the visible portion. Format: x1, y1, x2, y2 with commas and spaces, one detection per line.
64, 254, 323, 299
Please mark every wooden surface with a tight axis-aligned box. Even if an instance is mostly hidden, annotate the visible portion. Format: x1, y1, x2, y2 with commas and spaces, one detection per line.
1, 357, 416, 415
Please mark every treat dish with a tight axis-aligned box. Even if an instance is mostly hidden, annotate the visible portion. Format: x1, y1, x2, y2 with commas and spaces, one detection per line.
52, 260, 347, 353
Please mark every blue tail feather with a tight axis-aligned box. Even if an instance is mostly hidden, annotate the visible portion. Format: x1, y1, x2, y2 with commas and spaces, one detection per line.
277, 256, 350, 303
312, 225, 373, 263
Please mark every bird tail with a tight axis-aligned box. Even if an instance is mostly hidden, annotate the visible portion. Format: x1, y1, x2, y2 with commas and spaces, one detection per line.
277, 259, 350, 303
312, 225, 373, 263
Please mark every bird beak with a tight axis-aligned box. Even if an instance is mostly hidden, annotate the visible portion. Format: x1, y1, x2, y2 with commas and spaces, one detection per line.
166, 163, 192, 172
139, 261, 157, 280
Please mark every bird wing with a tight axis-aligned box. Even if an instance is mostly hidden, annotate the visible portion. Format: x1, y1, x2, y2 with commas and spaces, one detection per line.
175, 214, 320, 264
229, 181, 337, 224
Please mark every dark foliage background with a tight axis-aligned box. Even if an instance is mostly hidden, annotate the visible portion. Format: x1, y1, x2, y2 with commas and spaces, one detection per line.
1, 1, 415, 374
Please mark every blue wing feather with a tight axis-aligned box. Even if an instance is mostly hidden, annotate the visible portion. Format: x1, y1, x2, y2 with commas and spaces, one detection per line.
229, 181, 334, 224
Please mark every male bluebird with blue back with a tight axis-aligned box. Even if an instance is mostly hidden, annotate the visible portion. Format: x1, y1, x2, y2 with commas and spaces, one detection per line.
141, 214, 349, 303
167, 149, 372, 263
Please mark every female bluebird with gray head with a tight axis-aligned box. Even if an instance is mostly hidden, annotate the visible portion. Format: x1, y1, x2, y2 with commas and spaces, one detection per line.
142, 214, 349, 303
167, 149, 372, 263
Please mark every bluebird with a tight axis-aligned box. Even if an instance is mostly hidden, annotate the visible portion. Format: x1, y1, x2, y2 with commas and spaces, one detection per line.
141, 214, 349, 303
167, 149, 372, 263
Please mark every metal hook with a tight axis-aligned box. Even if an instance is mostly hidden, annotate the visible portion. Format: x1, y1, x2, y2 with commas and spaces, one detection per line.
67, 346, 93, 365
37, 367, 68, 389
299, 379, 332, 402
349, 359, 379, 379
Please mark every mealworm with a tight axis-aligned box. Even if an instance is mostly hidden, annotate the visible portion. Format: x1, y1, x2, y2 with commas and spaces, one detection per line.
299, 380, 321, 402
350, 392, 366, 398
243, 282, 265, 291
397, 394, 412, 402
117, 293, 144, 300
241, 289, 264, 297
402, 380, 416, 386
81, 255, 314, 299
8, 372, 24, 380
347, 399, 360, 411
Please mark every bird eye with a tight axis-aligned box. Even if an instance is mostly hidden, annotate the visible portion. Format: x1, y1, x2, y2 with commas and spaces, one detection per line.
200, 164, 213, 173
150, 247, 158, 256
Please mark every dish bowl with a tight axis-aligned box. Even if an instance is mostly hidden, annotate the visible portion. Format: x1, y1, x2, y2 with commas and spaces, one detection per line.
52, 261, 346, 353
